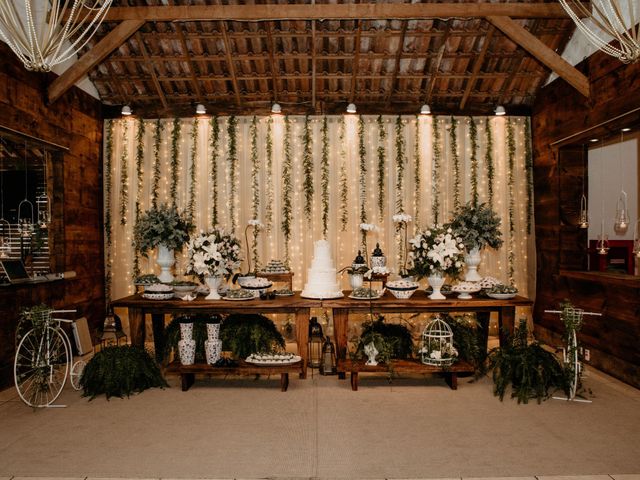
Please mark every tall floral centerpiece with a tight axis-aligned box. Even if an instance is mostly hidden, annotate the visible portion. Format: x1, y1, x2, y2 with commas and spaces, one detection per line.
409, 225, 465, 299
359, 223, 378, 266
134, 204, 194, 283
186, 228, 242, 300
245, 218, 263, 275
393, 213, 412, 277
448, 202, 503, 281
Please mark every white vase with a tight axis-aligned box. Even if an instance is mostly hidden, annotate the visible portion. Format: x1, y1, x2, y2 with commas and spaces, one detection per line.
428, 274, 446, 300
179, 322, 194, 340
349, 273, 364, 290
178, 339, 196, 365
205, 339, 222, 364
156, 243, 175, 283
206, 323, 220, 341
204, 276, 222, 300
464, 246, 482, 282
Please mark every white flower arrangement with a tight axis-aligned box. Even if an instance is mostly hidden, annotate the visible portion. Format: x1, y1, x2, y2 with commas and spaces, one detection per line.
392, 213, 412, 224
419, 343, 458, 360
409, 224, 465, 279
359, 223, 378, 232
364, 265, 391, 279
247, 218, 263, 228
186, 228, 242, 279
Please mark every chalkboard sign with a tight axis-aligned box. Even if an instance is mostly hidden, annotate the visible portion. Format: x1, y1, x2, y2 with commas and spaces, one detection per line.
0, 259, 31, 283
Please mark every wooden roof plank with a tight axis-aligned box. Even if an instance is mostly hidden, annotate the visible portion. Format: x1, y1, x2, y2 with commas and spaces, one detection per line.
135, 31, 169, 110
48, 19, 144, 103
220, 20, 242, 106
386, 21, 408, 105
459, 26, 494, 110
349, 20, 363, 103
175, 23, 204, 102
265, 22, 280, 103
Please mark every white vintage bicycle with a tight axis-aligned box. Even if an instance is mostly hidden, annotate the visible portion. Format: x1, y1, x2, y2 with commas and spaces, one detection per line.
13, 308, 87, 408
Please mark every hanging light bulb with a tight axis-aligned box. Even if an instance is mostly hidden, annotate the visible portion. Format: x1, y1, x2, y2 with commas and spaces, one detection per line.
613, 130, 629, 234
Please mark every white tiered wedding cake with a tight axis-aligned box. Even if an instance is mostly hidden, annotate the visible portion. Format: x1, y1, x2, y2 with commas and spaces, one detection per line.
301, 240, 344, 299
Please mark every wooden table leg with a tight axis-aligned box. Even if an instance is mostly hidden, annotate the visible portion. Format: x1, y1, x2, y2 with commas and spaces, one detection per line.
350, 372, 358, 391
476, 311, 490, 364
181, 372, 195, 391
445, 372, 458, 390
499, 306, 516, 347
295, 309, 310, 379
151, 313, 165, 363
281, 373, 289, 392
333, 308, 349, 380
128, 307, 145, 348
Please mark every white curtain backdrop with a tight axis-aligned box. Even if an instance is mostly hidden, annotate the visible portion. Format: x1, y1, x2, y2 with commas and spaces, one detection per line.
105, 115, 536, 302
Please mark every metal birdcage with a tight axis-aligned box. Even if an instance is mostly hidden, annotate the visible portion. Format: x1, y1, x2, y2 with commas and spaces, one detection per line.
420, 315, 456, 366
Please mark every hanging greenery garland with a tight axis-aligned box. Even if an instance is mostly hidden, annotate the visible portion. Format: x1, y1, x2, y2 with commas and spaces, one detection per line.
377, 115, 386, 223
302, 115, 314, 223
151, 119, 162, 208
209, 116, 220, 227
265, 117, 274, 232
414, 115, 421, 229
133, 118, 145, 278
339, 116, 348, 232
104, 120, 114, 304
485, 117, 495, 208
170, 118, 181, 207
119, 119, 129, 226
281, 115, 292, 266
469, 117, 479, 207
431, 115, 441, 224
187, 118, 198, 224
321, 116, 330, 238
227, 115, 238, 232
250, 116, 260, 270
507, 118, 516, 285
450, 116, 461, 210
358, 115, 367, 245
395, 115, 406, 214
525, 118, 534, 234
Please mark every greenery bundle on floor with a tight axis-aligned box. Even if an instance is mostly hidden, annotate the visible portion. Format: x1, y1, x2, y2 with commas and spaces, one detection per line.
163, 315, 220, 363
445, 314, 486, 373
80, 345, 167, 400
353, 316, 414, 364
220, 314, 285, 359
488, 320, 568, 404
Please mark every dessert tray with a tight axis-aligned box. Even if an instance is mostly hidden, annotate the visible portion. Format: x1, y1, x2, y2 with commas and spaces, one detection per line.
223, 289, 255, 301
349, 287, 385, 300
386, 280, 419, 291
479, 276, 502, 289
274, 288, 295, 297
259, 259, 290, 274
134, 274, 160, 286
142, 283, 174, 300
486, 284, 518, 299
425, 284, 453, 295
245, 353, 301, 365
240, 277, 273, 289
487, 292, 517, 299
452, 281, 482, 299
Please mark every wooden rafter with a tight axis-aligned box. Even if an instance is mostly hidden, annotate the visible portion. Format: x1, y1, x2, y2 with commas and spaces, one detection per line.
460, 26, 495, 110
349, 20, 362, 104
487, 15, 590, 98
425, 24, 451, 105
311, 19, 317, 111
135, 31, 168, 110
265, 22, 280, 103
175, 23, 203, 102
48, 19, 144, 103
219, 21, 242, 106
104, 60, 128, 106
99, 4, 588, 22
386, 21, 408, 105
497, 20, 539, 105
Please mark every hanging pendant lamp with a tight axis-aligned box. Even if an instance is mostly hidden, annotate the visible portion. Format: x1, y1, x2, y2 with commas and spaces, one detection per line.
0, 139, 11, 258
18, 141, 34, 240
36, 150, 51, 229
613, 131, 629, 234
579, 145, 589, 229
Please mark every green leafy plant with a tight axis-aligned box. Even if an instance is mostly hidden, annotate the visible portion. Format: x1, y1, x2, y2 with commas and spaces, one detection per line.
353, 317, 414, 363
133, 203, 194, 255
80, 345, 167, 400
447, 201, 504, 251
220, 314, 285, 359
445, 314, 485, 373
488, 320, 568, 404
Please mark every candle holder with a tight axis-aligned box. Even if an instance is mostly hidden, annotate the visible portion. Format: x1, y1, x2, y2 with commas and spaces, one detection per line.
613, 190, 629, 235
596, 234, 610, 255
578, 194, 589, 229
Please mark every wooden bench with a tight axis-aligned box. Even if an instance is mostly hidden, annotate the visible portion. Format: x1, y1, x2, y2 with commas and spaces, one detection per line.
165, 360, 303, 392
338, 358, 474, 391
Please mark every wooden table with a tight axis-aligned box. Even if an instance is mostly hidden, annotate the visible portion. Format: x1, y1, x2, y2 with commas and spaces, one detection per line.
111, 293, 316, 378
321, 291, 533, 378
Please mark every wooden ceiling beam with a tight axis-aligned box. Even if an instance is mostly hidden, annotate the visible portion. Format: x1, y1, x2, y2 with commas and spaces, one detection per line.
425, 24, 451, 105
99, 3, 587, 22
487, 15, 590, 98
265, 22, 280, 103
219, 21, 242, 106
386, 21, 408, 105
48, 19, 144, 103
311, 19, 317, 111
349, 20, 363, 103
135, 31, 168, 110
175, 23, 204, 103
460, 26, 494, 110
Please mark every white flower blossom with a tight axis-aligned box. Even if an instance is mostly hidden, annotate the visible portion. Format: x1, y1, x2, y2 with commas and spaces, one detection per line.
359, 223, 378, 232
392, 213, 412, 223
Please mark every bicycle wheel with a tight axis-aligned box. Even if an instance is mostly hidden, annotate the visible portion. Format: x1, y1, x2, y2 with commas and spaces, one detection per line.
70, 360, 86, 391
14, 327, 69, 407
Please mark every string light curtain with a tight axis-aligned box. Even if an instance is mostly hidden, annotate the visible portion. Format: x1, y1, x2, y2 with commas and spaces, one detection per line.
104, 115, 535, 301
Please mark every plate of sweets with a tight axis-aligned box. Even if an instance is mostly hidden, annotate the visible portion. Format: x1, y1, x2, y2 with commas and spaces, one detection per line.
274, 288, 295, 297
134, 274, 160, 287
142, 283, 174, 300
349, 287, 385, 300
224, 289, 255, 301
259, 259, 290, 274
245, 352, 301, 365
452, 281, 482, 299
486, 284, 518, 299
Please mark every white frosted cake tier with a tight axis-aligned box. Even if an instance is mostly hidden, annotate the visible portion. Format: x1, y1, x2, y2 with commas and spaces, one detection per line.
301, 240, 343, 299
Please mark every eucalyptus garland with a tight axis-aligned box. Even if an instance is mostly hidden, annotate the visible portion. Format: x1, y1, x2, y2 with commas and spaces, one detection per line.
358, 115, 367, 245
507, 118, 516, 285
469, 117, 479, 207
450, 116, 461, 210
302, 115, 314, 223
227, 115, 238, 232
119, 119, 129, 226
250, 116, 260, 268
209, 116, 220, 227
151, 119, 162, 208
414, 115, 421, 228
281, 116, 292, 265
321, 116, 330, 238
431, 116, 441, 224
395, 115, 405, 215
485, 117, 495, 208
339, 116, 348, 231
104, 119, 114, 304
170, 118, 181, 207
525, 117, 533, 234
187, 118, 198, 223
265, 117, 274, 232
133, 118, 145, 278
377, 115, 386, 223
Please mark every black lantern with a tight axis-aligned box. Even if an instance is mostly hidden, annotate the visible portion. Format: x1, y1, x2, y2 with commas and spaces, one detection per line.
308, 317, 324, 369
320, 336, 337, 375
100, 306, 127, 350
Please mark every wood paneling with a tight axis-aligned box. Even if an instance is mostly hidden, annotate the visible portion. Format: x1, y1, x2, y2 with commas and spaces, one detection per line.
0, 42, 105, 390
532, 49, 640, 388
